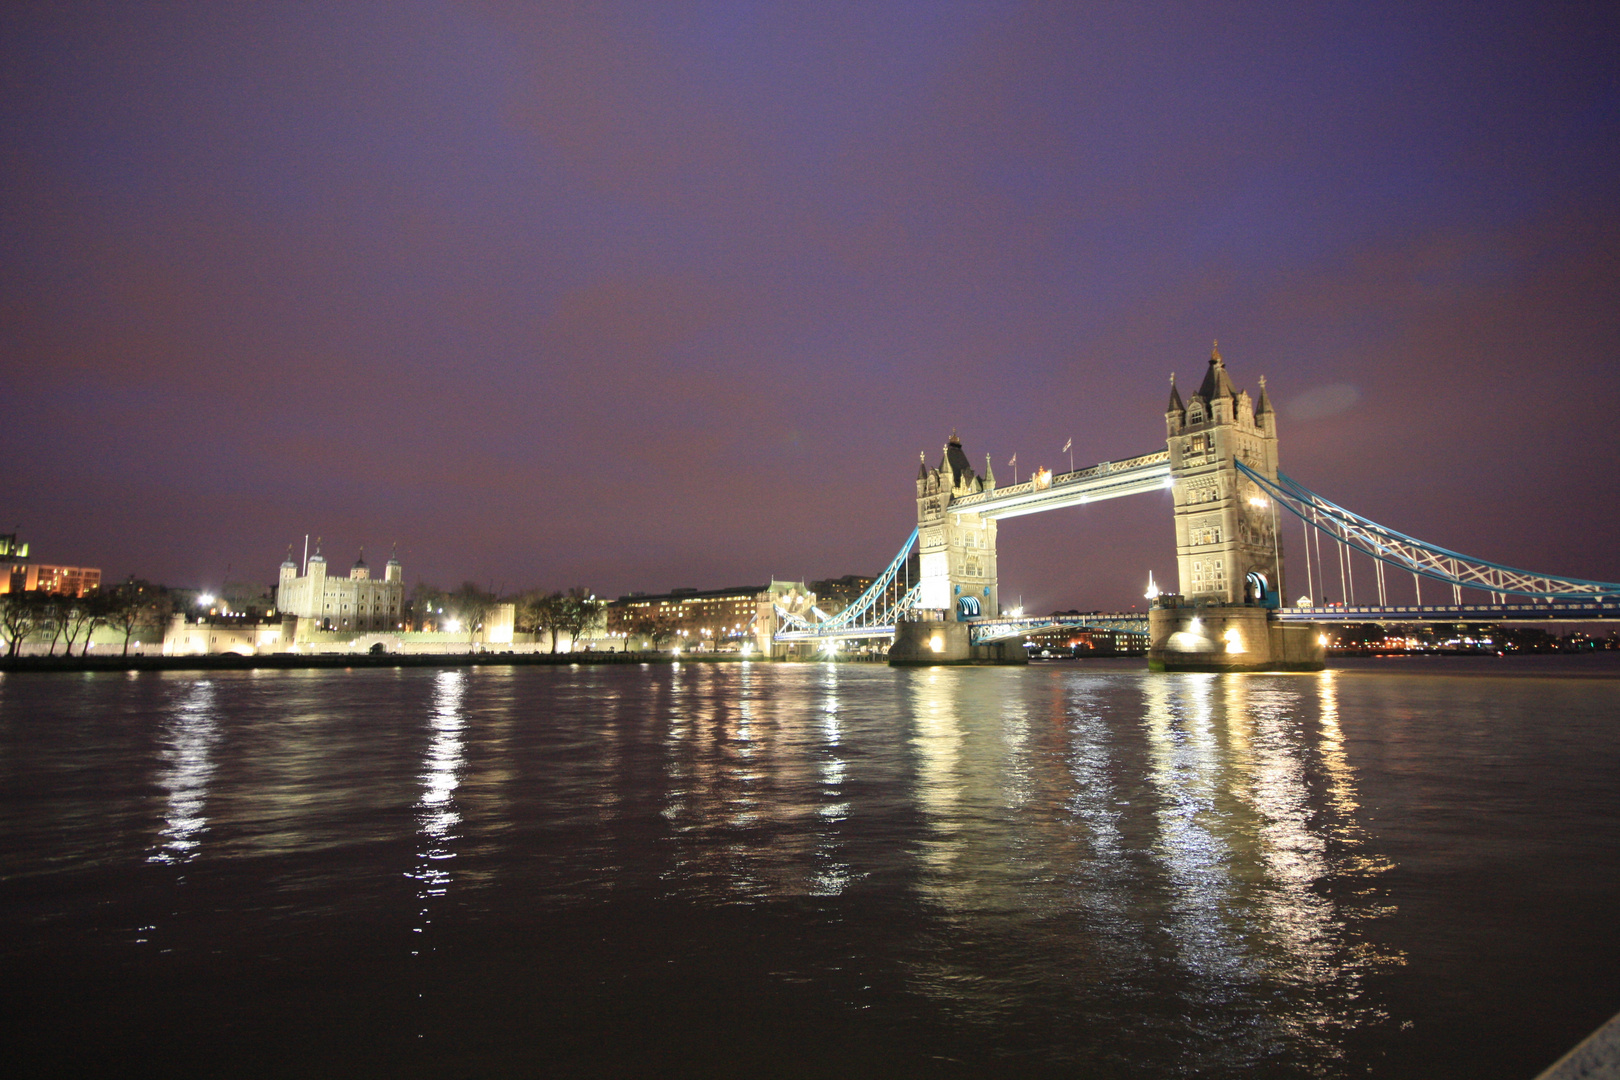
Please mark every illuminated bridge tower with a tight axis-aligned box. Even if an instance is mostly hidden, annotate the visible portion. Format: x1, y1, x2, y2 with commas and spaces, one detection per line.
915, 432, 1000, 619
1151, 345, 1322, 671
1164, 345, 1285, 605
891, 432, 1024, 665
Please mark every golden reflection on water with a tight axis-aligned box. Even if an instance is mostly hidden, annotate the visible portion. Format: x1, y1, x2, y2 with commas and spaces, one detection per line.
897, 667, 1401, 1063
149, 680, 219, 866
658, 662, 833, 900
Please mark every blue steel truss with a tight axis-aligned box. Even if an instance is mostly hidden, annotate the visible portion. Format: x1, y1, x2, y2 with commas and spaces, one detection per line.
775, 528, 921, 641
1235, 461, 1620, 602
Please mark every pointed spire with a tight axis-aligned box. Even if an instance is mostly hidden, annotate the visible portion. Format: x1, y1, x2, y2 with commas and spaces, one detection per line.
1256, 374, 1273, 415
282, 544, 296, 568
918, 450, 928, 480
984, 453, 996, 486
1196, 342, 1237, 402
1167, 371, 1184, 413
387, 542, 401, 565
310, 537, 325, 562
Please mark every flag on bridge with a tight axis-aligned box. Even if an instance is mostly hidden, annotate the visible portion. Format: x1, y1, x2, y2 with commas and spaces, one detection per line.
1009, 453, 1017, 467
1062, 438, 1071, 453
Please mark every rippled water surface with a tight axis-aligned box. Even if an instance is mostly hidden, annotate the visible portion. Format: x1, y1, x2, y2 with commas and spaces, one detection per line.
3, 658, 1619, 1078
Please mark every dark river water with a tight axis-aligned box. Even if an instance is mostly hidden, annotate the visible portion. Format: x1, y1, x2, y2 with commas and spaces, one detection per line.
3, 658, 1618, 1079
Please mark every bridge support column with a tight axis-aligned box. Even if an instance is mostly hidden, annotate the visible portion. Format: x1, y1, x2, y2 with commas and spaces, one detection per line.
1147, 603, 1324, 672
888, 618, 1027, 666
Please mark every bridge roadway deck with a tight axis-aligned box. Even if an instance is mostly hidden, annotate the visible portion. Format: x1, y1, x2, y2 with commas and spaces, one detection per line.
948, 449, 1171, 520
776, 612, 1150, 644
1275, 601, 1620, 623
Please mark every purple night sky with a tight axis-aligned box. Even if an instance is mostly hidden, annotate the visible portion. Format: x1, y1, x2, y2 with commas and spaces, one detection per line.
3, 3, 1617, 612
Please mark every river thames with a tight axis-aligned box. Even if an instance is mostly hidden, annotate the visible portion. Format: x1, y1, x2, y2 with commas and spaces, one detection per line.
3, 658, 1618, 1078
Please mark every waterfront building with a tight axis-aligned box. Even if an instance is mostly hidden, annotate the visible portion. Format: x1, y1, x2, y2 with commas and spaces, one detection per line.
276, 543, 404, 633
0, 532, 101, 597
608, 580, 815, 652
1026, 621, 1149, 656
809, 575, 876, 614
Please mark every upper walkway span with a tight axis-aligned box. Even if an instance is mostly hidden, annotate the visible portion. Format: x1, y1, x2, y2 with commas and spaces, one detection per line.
948, 450, 1170, 520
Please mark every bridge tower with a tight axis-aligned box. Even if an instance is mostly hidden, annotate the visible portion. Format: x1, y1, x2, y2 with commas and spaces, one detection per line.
915, 433, 1000, 619
1164, 345, 1285, 606
1151, 346, 1321, 671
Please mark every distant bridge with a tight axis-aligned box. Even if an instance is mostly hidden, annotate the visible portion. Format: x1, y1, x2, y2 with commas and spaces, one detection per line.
767, 348, 1619, 658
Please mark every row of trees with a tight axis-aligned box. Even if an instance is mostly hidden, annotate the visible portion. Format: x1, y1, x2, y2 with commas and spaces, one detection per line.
405, 583, 609, 653
403, 582, 702, 653
0, 580, 173, 658
516, 587, 603, 653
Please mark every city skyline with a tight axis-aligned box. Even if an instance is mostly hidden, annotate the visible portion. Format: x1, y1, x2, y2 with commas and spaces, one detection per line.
4, 4, 1617, 613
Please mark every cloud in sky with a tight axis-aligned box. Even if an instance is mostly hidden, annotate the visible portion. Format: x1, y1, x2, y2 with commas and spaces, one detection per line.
1285, 384, 1361, 422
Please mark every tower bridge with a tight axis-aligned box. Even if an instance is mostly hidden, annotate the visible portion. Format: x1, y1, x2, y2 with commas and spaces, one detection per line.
769, 347, 1620, 670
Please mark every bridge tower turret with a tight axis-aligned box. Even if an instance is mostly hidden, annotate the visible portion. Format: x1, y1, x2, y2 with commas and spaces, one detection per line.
1166, 345, 1286, 606
915, 432, 999, 619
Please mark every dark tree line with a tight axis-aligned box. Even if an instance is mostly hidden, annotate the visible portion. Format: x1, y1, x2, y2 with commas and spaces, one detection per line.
0, 580, 172, 657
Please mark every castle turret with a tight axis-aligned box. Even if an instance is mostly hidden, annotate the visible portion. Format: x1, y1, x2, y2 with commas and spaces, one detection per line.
385, 545, 402, 585
1255, 374, 1275, 436
1165, 373, 1185, 436
307, 540, 327, 608
351, 548, 370, 581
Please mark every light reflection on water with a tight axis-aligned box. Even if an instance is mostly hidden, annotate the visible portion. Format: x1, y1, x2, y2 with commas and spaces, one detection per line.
149, 681, 220, 866
7, 660, 1616, 1077
406, 670, 466, 949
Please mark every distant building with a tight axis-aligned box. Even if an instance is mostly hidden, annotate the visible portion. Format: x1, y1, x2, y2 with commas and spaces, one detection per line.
276, 543, 404, 633
1026, 616, 1148, 657
809, 575, 876, 614
608, 580, 815, 652
0, 531, 101, 596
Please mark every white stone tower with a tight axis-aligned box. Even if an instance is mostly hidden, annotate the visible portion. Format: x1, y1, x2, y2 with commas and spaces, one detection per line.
915, 432, 1000, 619
1164, 345, 1285, 605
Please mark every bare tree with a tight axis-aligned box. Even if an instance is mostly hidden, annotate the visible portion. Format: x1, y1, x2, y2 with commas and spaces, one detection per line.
451, 581, 495, 653
632, 612, 679, 652
1, 591, 47, 657
58, 593, 107, 657
529, 591, 568, 653
518, 589, 560, 651
105, 580, 169, 656
37, 594, 67, 656
555, 587, 602, 653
